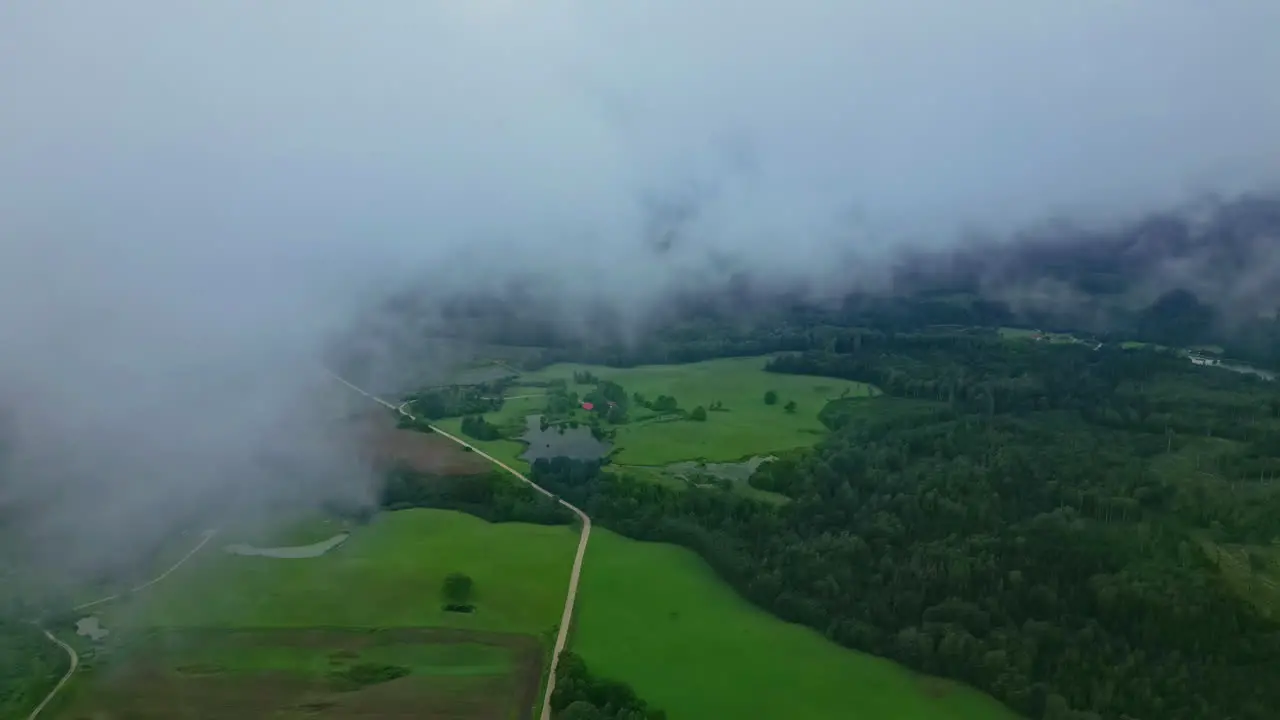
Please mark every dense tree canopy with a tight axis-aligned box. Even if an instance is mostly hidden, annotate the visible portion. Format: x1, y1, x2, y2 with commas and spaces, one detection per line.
531, 331, 1280, 720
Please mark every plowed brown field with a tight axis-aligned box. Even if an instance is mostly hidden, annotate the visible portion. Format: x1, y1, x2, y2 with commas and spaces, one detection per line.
355, 412, 491, 476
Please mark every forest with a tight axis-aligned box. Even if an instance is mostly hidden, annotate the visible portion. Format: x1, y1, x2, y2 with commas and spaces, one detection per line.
531, 331, 1280, 720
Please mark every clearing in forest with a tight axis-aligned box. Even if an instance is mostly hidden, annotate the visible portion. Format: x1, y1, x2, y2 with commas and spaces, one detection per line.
496, 356, 880, 465
76, 509, 577, 720
571, 529, 1018, 720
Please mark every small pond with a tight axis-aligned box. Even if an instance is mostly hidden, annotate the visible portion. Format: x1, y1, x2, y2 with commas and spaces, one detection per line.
223, 532, 350, 559
76, 616, 109, 641
518, 414, 612, 462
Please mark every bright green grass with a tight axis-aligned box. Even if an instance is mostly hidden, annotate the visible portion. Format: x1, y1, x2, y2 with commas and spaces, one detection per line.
573, 530, 1019, 720
111, 509, 577, 635
514, 357, 879, 465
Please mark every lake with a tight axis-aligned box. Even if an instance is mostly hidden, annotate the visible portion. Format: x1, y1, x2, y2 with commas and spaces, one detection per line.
517, 414, 612, 462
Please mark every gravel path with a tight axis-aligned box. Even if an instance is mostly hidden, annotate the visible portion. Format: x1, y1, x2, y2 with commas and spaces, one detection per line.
330, 371, 591, 720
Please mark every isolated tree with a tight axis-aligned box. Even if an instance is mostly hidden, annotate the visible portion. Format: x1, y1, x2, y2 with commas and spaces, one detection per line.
784, 400, 797, 413
764, 390, 778, 405
690, 406, 707, 421
442, 572, 474, 607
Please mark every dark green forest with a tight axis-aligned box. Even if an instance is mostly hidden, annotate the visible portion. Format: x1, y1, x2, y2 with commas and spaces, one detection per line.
530, 329, 1280, 720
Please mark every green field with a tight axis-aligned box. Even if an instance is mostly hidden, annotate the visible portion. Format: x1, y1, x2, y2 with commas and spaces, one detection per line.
474, 357, 877, 466
56, 628, 541, 720
60, 510, 576, 719
111, 509, 577, 633
998, 327, 1080, 344
572, 529, 1018, 720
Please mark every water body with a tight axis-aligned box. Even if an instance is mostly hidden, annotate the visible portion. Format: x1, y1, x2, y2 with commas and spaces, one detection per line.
76, 616, 108, 641
518, 414, 612, 462
223, 532, 350, 559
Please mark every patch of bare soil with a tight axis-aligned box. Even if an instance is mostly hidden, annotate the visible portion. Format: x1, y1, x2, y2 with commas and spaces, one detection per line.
353, 411, 491, 476
58, 628, 544, 720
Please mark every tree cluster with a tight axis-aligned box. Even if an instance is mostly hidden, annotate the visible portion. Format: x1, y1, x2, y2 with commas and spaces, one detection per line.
460, 414, 502, 441
380, 466, 571, 526
551, 651, 666, 720
405, 385, 501, 420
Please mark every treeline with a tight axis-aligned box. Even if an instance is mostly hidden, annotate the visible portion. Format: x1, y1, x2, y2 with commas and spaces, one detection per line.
766, 342, 1280, 484
551, 651, 666, 720
380, 466, 571, 526
441, 264, 1280, 372
459, 415, 501, 441
404, 385, 501, 420
463, 282, 1280, 375
531, 337, 1280, 719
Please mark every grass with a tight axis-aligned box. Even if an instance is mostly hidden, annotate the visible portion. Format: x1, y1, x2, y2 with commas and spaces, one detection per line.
572, 529, 1019, 720
997, 327, 1040, 340
512, 357, 879, 465
56, 628, 539, 720
998, 327, 1080, 344
109, 509, 578, 635
71, 510, 568, 719
148, 631, 513, 677
224, 513, 350, 548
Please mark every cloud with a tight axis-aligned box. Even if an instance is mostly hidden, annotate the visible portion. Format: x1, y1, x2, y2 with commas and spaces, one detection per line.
1, 1, 1278, 585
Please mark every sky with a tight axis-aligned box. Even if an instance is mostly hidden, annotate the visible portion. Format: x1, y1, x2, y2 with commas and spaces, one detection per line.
1, 1, 1278, 584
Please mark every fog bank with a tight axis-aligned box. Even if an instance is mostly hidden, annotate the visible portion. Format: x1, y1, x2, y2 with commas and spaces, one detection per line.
1, 1, 1277, 586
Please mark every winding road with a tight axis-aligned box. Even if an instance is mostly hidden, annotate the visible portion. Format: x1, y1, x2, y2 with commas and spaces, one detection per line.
330, 371, 591, 720
27, 529, 217, 720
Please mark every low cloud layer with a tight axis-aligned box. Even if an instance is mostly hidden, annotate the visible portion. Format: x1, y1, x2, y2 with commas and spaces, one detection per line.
1, 2, 1278, 585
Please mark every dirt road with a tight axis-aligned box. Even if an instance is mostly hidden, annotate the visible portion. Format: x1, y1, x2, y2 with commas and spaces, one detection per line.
330, 372, 591, 720
24, 628, 77, 720
27, 529, 217, 720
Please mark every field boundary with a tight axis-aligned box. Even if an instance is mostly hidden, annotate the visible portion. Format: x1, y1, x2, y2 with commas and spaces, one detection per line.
329, 370, 592, 720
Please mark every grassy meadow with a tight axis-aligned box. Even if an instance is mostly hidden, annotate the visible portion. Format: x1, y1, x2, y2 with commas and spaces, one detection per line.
507, 356, 878, 465
571, 529, 1018, 720
61, 509, 574, 719
106, 509, 577, 634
